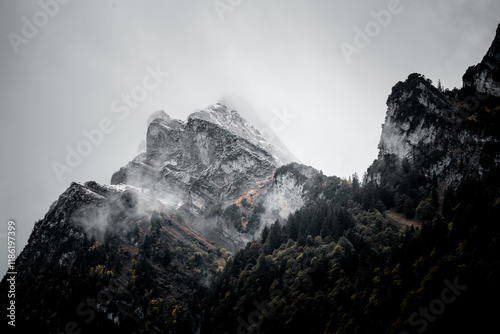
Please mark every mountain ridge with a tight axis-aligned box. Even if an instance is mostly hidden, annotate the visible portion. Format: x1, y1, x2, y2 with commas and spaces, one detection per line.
463, 23, 500, 97
110, 103, 314, 251
2, 23, 500, 334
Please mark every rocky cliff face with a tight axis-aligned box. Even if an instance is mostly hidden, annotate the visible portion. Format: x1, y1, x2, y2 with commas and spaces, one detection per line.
10, 181, 225, 332
112, 104, 286, 207
111, 104, 291, 212
463, 24, 500, 97
110, 103, 314, 250
378, 73, 453, 162
3, 103, 318, 332
367, 24, 500, 219
373, 69, 500, 189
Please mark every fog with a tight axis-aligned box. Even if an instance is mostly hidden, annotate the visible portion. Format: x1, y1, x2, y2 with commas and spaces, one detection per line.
1, 0, 499, 276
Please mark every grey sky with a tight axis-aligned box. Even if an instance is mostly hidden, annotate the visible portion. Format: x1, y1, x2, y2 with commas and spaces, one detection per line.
1, 0, 499, 276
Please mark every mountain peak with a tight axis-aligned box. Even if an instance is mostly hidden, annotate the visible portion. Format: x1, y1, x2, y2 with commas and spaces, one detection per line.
378, 73, 453, 160
463, 23, 500, 96
386, 73, 451, 121
485, 23, 500, 60
374, 27, 500, 189
112, 104, 288, 211
147, 109, 171, 126
189, 103, 256, 136
188, 103, 274, 159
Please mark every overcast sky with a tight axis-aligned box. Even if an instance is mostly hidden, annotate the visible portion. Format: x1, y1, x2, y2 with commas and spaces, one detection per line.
1, 0, 499, 275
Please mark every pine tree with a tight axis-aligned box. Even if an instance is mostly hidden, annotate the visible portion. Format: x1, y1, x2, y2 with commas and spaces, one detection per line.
437, 79, 443, 92
352, 173, 360, 190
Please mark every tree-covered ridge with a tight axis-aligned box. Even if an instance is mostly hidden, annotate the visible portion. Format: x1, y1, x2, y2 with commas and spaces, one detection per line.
202, 76, 500, 332
202, 164, 500, 333
5, 187, 230, 333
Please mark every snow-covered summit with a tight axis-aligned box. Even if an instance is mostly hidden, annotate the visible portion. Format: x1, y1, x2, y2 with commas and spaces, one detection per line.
188, 103, 279, 160
190, 104, 264, 141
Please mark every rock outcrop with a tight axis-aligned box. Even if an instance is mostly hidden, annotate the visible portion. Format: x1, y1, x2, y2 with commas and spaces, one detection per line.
463, 23, 500, 97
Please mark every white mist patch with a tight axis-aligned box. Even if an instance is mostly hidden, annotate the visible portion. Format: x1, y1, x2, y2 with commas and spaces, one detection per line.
65, 182, 166, 241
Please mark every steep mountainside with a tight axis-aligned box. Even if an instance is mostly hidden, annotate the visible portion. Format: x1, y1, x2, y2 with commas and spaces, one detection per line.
111, 104, 315, 251
366, 26, 500, 219
1, 104, 319, 333
463, 23, 500, 97
372, 72, 500, 186
201, 24, 500, 334
111, 103, 291, 205
4, 181, 228, 332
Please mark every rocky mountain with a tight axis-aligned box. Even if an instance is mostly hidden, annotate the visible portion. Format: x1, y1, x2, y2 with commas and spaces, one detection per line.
370, 24, 500, 193
463, 23, 500, 97
1, 102, 320, 333
367, 27, 500, 218
2, 23, 500, 334
111, 103, 282, 207
201, 25, 500, 334
217, 93, 301, 165
370, 72, 500, 188
111, 103, 314, 251
8, 180, 233, 332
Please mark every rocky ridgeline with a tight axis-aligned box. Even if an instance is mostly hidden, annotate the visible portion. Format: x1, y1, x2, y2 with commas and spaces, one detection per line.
371, 24, 500, 189
110, 103, 315, 250
3, 22, 500, 334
